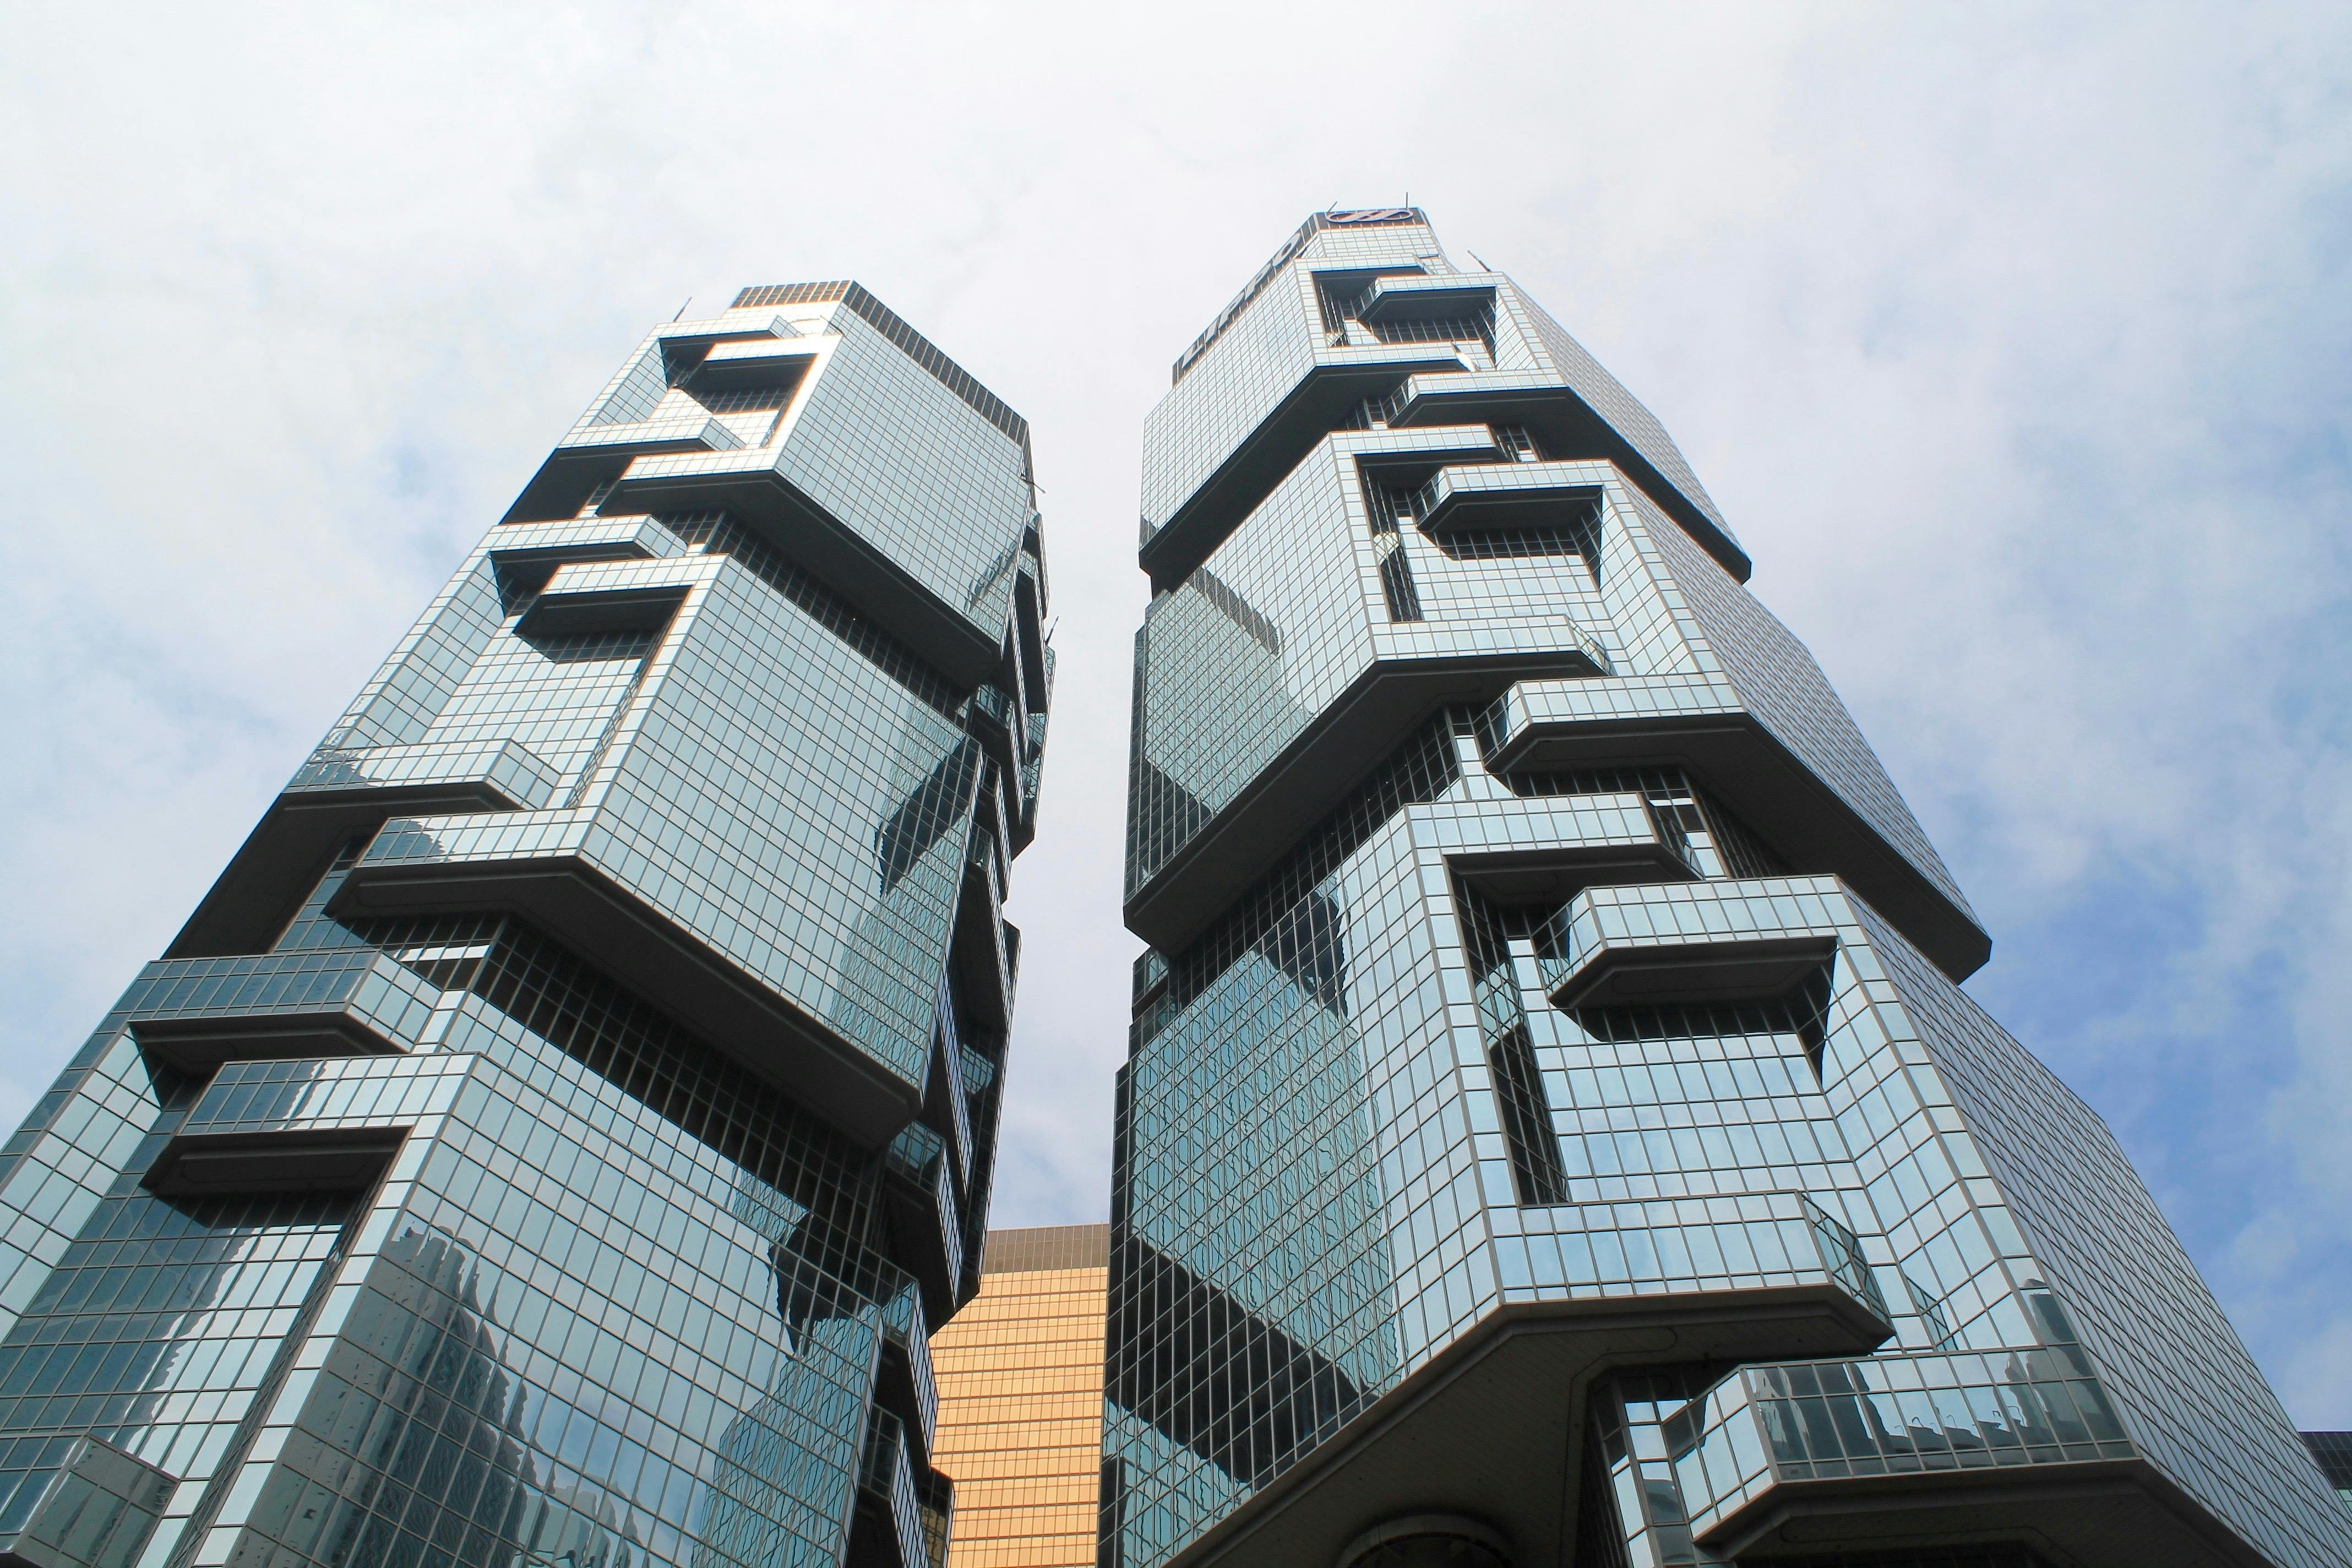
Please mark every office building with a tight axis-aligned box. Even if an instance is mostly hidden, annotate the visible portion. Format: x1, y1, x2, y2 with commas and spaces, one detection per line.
1104, 208, 2352, 1568
928, 1226, 1110, 1568
2304, 1432, 2352, 1512
0, 282, 1048, 1568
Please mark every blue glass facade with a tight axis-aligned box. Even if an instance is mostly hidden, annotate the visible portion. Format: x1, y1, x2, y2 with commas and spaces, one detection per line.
0, 285, 1048, 1568
1106, 211, 2350, 1568
2302, 1432, 2352, 1512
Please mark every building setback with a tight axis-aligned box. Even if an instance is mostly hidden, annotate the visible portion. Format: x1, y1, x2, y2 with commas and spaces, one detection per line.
0, 284, 1048, 1568
1104, 209, 2352, 1568
927, 1226, 1110, 1568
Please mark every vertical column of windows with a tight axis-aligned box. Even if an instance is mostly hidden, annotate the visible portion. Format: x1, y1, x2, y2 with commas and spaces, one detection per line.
1453, 884, 1568, 1207
1363, 480, 1424, 624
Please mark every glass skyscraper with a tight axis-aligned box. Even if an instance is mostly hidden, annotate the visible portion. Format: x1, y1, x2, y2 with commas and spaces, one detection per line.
927, 1227, 1110, 1568
0, 284, 1048, 1568
1104, 210, 2351, 1568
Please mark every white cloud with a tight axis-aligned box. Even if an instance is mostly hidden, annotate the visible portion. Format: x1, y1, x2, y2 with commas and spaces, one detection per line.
5, 0, 2349, 1422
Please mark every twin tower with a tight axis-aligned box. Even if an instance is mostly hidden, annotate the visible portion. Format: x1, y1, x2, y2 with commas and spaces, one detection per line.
0, 213, 2339, 1568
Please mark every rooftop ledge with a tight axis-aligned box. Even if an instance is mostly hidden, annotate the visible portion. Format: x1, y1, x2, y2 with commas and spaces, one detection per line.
143, 1125, 406, 1199
1356, 275, 1497, 325
652, 312, 801, 346
123, 949, 438, 1075
1548, 930, 1840, 1012
1413, 461, 1599, 536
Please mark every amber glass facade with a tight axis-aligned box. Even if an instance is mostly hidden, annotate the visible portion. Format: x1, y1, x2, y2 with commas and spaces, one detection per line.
929, 1227, 1110, 1568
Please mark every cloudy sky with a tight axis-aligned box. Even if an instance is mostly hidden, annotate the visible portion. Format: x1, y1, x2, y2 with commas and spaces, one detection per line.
5, 3, 2350, 1422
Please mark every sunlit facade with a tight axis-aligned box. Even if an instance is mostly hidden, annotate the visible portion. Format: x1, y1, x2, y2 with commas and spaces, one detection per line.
0, 283, 1049, 1568
1104, 209, 2352, 1568
928, 1227, 1109, 1568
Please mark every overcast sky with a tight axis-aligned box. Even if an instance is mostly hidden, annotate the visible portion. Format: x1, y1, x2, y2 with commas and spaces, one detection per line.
5, 2, 2350, 1423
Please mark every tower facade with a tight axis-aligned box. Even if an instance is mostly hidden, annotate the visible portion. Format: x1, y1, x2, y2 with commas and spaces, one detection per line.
928, 1227, 1111, 1568
0, 284, 1048, 1568
1105, 210, 2349, 1568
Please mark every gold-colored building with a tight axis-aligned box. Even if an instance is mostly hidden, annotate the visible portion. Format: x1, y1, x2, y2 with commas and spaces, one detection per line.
929, 1224, 1109, 1568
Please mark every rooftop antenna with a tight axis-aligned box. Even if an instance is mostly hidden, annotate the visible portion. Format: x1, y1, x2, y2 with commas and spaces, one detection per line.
1469, 251, 1493, 273
673, 297, 693, 321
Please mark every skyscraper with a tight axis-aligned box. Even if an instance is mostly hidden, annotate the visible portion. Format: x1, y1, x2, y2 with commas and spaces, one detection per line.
0, 283, 1048, 1568
1105, 209, 2351, 1568
927, 1227, 1111, 1568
